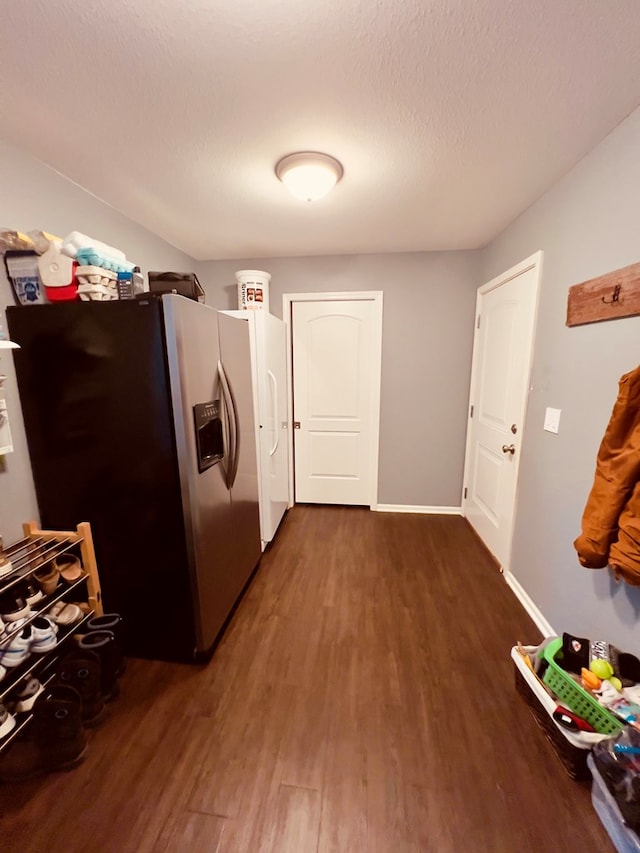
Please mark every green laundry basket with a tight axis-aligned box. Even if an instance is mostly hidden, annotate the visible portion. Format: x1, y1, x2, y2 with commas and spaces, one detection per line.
542, 638, 623, 735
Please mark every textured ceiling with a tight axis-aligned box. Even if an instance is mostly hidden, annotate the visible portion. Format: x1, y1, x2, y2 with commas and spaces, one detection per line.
1, 0, 640, 260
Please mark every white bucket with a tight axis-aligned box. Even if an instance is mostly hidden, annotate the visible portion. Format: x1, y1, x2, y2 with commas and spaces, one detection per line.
236, 270, 270, 312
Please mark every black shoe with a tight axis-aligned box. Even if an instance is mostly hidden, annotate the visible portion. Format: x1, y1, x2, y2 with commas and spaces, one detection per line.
0, 685, 87, 781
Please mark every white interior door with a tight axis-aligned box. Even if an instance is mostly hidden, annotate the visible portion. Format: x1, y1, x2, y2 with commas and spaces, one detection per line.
292, 299, 377, 505
463, 254, 541, 569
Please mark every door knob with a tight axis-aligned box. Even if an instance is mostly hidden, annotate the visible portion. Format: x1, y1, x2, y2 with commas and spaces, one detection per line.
502, 444, 516, 455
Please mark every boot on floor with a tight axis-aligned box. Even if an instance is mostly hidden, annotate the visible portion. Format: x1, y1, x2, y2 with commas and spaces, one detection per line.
54, 648, 105, 726
0, 685, 87, 782
77, 630, 120, 700
85, 614, 125, 676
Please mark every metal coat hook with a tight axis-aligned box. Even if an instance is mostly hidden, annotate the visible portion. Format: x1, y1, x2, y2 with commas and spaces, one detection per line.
602, 283, 623, 304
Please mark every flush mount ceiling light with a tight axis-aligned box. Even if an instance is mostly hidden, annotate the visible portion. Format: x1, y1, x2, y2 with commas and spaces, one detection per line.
275, 152, 344, 202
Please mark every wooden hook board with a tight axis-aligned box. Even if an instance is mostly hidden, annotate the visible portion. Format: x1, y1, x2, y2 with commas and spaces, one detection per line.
567, 261, 640, 327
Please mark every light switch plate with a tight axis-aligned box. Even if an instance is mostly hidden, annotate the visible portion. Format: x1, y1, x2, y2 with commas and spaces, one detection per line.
544, 407, 561, 434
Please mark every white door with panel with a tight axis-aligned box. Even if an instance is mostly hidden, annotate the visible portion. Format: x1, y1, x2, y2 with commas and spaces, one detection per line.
463, 258, 540, 569
293, 300, 376, 505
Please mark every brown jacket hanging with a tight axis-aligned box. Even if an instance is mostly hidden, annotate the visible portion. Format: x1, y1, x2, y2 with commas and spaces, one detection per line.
574, 364, 640, 584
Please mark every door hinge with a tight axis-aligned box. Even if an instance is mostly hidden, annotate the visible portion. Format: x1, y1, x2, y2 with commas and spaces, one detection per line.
470, 405, 474, 418
477, 315, 481, 329
464, 487, 468, 499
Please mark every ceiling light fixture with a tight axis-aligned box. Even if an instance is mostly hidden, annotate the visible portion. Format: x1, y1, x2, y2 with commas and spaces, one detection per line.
275, 152, 343, 202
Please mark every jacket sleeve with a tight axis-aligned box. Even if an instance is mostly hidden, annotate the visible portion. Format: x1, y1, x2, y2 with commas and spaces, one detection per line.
574, 366, 640, 568
609, 479, 640, 585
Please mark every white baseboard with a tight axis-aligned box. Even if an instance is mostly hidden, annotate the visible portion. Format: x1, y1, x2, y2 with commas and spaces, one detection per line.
504, 571, 556, 637
373, 504, 462, 515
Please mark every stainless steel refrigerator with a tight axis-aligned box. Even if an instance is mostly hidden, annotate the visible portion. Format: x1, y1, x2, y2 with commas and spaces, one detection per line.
7, 294, 262, 662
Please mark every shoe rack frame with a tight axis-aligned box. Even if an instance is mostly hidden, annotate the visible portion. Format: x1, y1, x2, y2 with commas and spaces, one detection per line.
0, 520, 103, 754
19, 520, 103, 618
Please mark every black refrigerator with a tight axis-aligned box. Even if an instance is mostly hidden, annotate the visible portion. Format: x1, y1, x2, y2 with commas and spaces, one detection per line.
7, 295, 262, 662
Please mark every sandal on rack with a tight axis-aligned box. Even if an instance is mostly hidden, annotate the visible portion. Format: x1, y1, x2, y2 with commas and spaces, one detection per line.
53, 555, 83, 584
48, 602, 83, 626
34, 564, 60, 596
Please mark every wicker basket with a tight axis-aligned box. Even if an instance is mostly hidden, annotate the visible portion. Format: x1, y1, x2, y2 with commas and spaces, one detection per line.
512, 645, 605, 781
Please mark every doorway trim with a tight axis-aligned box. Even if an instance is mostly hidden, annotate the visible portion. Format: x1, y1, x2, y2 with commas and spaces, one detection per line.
282, 291, 383, 509
461, 251, 543, 573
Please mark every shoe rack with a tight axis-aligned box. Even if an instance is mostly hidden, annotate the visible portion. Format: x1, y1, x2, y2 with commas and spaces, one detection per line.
0, 520, 103, 753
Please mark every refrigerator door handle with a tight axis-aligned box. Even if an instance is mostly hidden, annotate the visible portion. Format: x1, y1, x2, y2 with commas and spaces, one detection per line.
227, 373, 241, 490
267, 369, 279, 457
218, 360, 235, 489
218, 359, 240, 490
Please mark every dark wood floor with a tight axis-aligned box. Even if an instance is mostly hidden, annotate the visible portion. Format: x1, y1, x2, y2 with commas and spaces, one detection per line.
0, 507, 613, 852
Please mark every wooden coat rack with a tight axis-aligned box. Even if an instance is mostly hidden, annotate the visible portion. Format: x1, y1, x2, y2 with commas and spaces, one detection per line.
567, 261, 640, 327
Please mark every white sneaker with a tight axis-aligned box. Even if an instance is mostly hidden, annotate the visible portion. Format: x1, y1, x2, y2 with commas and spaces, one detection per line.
0, 626, 32, 667
29, 616, 58, 654
0, 703, 16, 739
12, 676, 44, 713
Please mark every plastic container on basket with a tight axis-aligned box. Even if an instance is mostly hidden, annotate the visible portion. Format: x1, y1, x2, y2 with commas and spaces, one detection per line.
543, 638, 624, 735
236, 270, 270, 312
588, 754, 640, 853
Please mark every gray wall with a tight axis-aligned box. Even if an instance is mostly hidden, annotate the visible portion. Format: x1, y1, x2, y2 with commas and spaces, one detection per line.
0, 141, 197, 541
482, 105, 640, 651
199, 252, 479, 507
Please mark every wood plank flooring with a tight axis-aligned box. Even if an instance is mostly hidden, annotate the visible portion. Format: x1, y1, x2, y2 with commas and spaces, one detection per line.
0, 507, 614, 852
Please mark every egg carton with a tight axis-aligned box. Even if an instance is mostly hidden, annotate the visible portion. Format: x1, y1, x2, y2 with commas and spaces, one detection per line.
75, 265, 118, 287
77, 283, 118, 302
